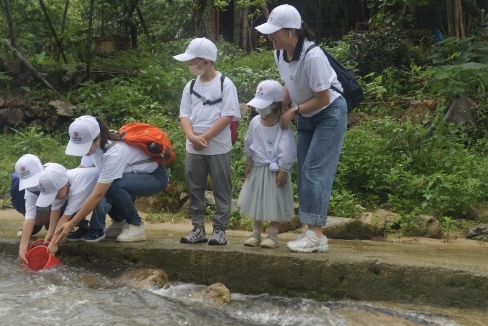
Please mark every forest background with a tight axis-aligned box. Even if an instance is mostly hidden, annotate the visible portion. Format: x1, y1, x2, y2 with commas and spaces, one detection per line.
1, 0, 488, 235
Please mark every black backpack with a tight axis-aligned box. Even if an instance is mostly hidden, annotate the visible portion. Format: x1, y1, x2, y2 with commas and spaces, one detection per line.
276, 44, 364, 113
190, 75, 238, 144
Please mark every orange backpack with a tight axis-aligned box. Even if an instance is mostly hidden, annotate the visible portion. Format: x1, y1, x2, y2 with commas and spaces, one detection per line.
115, 122, 175, 164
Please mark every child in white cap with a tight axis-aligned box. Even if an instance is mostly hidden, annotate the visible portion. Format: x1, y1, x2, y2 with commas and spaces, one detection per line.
35, 163, 99, 253
238, 80, 297, 248
173, 38, 241, 245
13, 154, 60, 264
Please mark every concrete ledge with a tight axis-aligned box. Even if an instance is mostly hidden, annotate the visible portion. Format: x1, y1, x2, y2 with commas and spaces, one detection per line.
2, 235, 487, 309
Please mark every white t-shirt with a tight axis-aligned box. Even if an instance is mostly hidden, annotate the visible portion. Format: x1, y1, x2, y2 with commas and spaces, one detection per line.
275, 38, 342, 117
244, 115, 297, 171
179, 72, 241, 155
24, 189, 64, 221
50, 167, 99, 216
81, 141, 158, 183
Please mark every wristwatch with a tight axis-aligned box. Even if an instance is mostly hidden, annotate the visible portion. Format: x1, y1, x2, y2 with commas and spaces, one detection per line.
293, 105, 301, 115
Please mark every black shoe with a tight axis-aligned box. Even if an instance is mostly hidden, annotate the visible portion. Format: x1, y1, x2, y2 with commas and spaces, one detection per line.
67, 227, 88, 242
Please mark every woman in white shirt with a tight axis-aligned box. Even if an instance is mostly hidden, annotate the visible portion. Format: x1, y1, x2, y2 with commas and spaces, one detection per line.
52, 116, 168, 246
255, 5, 348, 253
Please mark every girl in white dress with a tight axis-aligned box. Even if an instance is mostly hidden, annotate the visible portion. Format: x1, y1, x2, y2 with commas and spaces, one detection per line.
238, 80, 297, 248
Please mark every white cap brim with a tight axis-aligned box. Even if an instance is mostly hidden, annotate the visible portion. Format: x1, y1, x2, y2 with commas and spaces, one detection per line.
18, 175, 40, 191
255, 23, 281, 35
36, 191, 57, 207
173, 53, 195, 62
247, 98, 273, 109
66, 140, 92, 156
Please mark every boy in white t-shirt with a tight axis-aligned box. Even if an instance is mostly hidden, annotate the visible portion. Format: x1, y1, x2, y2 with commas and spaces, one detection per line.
35, 163, 100, 253
173, 37, 241, 245
14, 154, 62, 265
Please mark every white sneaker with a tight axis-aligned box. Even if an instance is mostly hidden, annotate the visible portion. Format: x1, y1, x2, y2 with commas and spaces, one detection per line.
243, 234, 261, 247
260, 236, 278, 249
105, 220, 127, 238
287, 229, 329, 253
116, 224, 147, 242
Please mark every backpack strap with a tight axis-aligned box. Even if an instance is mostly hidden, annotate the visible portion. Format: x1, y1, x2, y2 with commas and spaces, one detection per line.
189, 75, 226, 105
304, 44, 343, 96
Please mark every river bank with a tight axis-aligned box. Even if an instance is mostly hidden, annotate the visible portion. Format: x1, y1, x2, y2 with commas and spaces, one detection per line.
1, 208, 487, 310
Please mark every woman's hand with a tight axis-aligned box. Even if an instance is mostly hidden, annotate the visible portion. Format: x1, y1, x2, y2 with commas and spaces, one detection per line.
45, 231, 54, 244
280, 109, 296, 130
245, 164, 252, 177
276, 170, 288, 187
18, 249, 28, 265
47, 241, 59, 255
53, 222, 71, 245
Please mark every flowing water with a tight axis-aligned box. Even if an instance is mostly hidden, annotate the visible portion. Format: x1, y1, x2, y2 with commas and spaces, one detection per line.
1, 256, 486, 326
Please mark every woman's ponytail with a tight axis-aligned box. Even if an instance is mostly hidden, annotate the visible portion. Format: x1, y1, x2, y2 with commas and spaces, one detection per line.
299, 21, 315, 41
95, 117, 117, 151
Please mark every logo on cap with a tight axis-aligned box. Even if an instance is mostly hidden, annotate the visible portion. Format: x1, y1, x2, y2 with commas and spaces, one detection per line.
21, 166, 26, 172
259, 87, 263, 91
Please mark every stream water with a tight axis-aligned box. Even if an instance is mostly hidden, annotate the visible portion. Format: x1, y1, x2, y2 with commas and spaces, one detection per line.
1, 256, 486, 326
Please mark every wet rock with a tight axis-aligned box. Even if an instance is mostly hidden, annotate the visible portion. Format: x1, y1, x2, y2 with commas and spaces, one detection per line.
0, 108, 7, 124
37, 107, 55, 120
7, 107, 24, 125
464, 224, 488, 241
5, 98, 26, 108
114, 267, 170, 289
324, 216, 373, 240
45, 115, 61, 132
28, 119, 44, 129
278, 215, 302, 233
401, 100, 436, 124
0, 98, 4, 107
48, 100, 76, 117
190, 282, 231, 305
415, 215, 442, 239
80, 274, 109, 289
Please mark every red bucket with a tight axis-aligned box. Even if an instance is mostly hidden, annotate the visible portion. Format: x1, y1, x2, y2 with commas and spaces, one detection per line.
22, 245, 62, 271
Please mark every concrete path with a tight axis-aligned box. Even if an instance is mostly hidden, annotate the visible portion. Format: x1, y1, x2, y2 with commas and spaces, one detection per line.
1, 208, 487, 309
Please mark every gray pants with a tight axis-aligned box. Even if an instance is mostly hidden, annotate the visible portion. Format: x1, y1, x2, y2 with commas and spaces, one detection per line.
185, 151, 232, 231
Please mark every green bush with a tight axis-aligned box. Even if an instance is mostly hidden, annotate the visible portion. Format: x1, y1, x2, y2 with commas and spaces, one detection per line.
343, 29, 423, 76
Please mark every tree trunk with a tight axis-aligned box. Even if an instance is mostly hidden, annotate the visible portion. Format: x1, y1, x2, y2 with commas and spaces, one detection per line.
456, 0, 465, 37
233, 6, 243, 48
58, 0, 70, 62
193, 0, 208, 37
124, 0, 139, 48
39, 0, 68, 63
4, 0, 17, 49
241, 7, 249, 52
136, 3, 152, 43
86, 0, 95, 80
61, 0, 69, 35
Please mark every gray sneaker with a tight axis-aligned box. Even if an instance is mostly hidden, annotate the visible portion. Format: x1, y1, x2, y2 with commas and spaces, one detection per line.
180, 227, 208, 244
208, 228, 227, 245
105, 220, 127, 238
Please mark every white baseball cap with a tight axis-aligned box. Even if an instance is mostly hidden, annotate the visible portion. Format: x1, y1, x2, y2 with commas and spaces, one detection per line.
14, 154, 44, 190
36, 163, 69, 207
173, 38, 218, 62
247, 80, 284, 109
65, 115, 100, 156
255, 5, 302, 35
